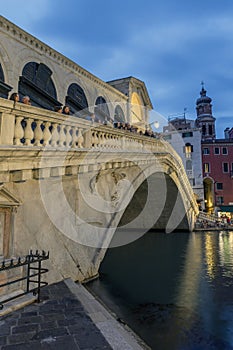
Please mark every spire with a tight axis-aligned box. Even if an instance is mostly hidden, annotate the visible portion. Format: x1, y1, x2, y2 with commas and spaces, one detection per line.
195, 83, 216, 141
200, 81, 206, 97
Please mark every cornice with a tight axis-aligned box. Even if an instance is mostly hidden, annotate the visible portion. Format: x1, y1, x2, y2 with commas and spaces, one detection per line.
0, 16, 127, 101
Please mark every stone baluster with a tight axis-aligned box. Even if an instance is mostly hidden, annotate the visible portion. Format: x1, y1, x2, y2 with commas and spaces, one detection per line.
112, 135, 117, 149
92, 130, 98, 148
106, 133, 111, 148
101, 132, 107, 148
98, 131, 103, 147
34, 120, 43, 146
24, 118, 34, 146
108, 134, 113, 148
14, 116, 24, 145
58, 125, 66, 147
77, 128, 84, 148
43, 121, 52, 147
71, 126, 78, 148
65, 125, 72, 148
50, 123, 59, 147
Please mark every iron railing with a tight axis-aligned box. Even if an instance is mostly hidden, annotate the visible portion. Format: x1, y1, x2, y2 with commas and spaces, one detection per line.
0, 250, 49, 309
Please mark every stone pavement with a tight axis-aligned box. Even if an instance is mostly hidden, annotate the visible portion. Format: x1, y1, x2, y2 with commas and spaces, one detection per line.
0, 279, 148, 350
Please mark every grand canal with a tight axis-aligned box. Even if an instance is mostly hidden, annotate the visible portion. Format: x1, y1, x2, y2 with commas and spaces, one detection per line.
87, 230, 233, 350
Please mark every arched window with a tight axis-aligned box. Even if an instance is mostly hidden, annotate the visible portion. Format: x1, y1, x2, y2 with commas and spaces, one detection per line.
114, 105, 125, 122
94, 96, 110, 123
65, 83, 88, 116
209, 124, 213, 135
184, 143, 193, 158
202, 125, 206, 135
19, 62, 60, 110
0, 63, 12, 98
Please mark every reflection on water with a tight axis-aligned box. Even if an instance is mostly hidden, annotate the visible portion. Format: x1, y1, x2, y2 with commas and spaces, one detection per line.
87, 231, 233, 350
219, 232, 233, 279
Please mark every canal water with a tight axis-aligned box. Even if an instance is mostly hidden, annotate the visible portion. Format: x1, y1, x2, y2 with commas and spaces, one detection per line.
87, 230, 233, 350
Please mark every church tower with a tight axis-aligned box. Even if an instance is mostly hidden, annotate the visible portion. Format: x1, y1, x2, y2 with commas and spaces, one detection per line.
195, 83, 216, 141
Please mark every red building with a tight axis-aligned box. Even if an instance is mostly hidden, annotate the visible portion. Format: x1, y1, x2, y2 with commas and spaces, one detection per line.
196, 85, 233, 217
202, 139, 233, 214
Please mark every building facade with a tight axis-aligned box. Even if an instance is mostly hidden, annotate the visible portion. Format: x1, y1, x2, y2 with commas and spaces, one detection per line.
194, 86, 233, 216
0, 16, 152, 126
162, 117, 204, 204
202, 139, 233, 214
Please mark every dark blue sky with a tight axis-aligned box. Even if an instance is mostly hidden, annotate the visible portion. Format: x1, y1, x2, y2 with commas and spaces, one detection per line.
2, 0, 233, 137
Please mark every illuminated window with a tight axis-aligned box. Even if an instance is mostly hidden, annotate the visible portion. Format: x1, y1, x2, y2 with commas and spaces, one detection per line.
204, 163, 210, 173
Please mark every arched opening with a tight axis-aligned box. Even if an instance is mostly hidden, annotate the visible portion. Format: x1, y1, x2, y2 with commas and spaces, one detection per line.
131, 92, 143, 125
184, 143, 193, 158
114, 105, 125, 122
65, 83, 88, 116
203, 177, 214, 213
94, 96, 111, 123
0, 63, 12, 98
18, 62, 61, 109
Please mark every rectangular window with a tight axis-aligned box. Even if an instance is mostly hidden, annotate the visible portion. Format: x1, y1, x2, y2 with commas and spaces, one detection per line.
223, 163, 229, 173
222, 147, 228, 155
203, 147, 210, 155
204, 163, 210, 173
216, 196, 224, 205
214, 147, 220, 155
216, 183, 223, 190
182, 132, 193, 138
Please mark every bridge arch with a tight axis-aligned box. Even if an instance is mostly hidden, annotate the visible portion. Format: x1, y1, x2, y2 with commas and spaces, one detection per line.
114, 105, 125, 122
18, 61, 60, 109
65, 83, 89, 116
94, 96, 111, 123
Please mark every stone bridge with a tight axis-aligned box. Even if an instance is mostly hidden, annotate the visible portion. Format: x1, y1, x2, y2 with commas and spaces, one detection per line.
0, 98, 199, 283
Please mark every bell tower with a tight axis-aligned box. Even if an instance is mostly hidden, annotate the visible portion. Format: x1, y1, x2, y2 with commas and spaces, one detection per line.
195, 82, 216, 141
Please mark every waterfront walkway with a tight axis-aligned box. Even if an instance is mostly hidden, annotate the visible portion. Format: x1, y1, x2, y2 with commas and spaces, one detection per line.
0, 279, 147, 350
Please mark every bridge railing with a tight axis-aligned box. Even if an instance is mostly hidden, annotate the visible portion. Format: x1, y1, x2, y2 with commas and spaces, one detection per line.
0, 98, 199, 214
0, 97, 167, 153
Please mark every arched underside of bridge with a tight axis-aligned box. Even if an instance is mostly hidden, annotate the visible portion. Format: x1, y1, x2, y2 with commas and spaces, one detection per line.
109, 172, 190, 248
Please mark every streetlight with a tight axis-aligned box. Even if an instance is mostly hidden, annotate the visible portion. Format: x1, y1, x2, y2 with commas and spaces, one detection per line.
148, 120, 160, 130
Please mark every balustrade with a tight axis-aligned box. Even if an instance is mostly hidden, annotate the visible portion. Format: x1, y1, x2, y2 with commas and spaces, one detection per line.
11, 112, 85, 148
0, 98, 173, 155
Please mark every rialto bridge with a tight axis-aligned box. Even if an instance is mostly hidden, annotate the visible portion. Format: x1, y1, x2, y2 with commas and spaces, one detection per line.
0, 98, 198, 283
0, 16, 198, 283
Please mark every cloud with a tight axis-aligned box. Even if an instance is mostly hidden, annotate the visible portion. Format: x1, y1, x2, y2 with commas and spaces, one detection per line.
1, 0, 52, 30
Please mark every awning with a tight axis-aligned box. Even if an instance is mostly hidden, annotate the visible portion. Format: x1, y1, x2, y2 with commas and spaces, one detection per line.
218, 205, 233, 213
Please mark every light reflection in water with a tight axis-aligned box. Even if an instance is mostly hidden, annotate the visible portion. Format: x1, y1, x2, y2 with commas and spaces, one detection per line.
219, 231, 233, 278
87, 231, 233, 350
204, 232, 217, 280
